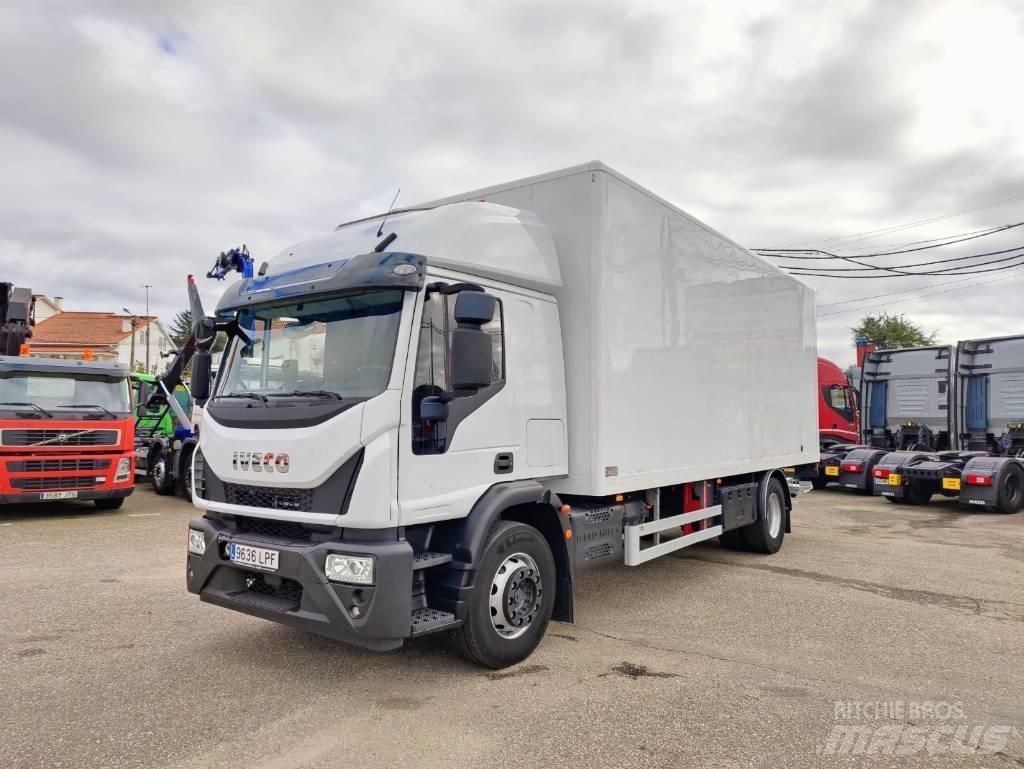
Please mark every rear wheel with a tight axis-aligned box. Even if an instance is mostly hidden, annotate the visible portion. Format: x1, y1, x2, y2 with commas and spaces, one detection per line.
904, 482, 932, 506
148, 447, 174, 495
449, 522, 555, 669
811, 475, 830, 490
996, 464, 1024, 514
94, 497, 124, 510
720, 476, 786, 554
176, 446, 194, 500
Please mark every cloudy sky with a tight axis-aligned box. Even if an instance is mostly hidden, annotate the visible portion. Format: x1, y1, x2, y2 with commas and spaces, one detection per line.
2, 0, 1022, 365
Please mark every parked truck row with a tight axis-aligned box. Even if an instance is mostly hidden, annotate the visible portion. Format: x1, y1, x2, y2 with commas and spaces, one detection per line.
817, 337, 1024, 513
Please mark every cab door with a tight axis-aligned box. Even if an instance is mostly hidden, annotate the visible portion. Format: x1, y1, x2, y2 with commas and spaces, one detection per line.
397, 284, 520, 525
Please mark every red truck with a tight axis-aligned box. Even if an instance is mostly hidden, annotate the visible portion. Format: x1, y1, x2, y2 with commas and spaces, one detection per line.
817, 357, 858, 448
0, 355, 135, 508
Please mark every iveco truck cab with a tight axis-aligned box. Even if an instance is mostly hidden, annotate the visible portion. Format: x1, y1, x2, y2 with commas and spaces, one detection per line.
185, 163, 818, 667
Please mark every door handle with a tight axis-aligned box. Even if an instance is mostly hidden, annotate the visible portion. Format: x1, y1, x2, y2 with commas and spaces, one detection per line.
494, 452, 514, 474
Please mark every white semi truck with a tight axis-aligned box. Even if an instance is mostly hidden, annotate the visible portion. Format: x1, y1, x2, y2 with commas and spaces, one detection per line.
185, 162, 818, 667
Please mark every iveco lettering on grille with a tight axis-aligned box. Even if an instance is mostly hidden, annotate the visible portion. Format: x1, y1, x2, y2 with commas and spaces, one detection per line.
231, 451, 290, 473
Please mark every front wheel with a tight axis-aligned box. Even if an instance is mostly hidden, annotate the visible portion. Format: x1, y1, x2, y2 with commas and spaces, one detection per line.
449, 521, 556, 669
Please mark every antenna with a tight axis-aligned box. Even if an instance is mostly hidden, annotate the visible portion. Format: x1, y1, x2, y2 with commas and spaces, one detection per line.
376, 187, 401, 237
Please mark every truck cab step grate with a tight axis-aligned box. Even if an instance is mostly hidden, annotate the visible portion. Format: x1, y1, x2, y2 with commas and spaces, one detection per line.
412, 551, 452, 569
410, 607, 459, 636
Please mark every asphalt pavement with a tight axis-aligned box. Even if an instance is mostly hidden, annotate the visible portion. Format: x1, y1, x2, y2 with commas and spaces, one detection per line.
2, 485, 1022, 768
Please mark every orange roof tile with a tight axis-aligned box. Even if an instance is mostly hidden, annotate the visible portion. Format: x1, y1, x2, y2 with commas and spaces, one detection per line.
32, 312, 157, 346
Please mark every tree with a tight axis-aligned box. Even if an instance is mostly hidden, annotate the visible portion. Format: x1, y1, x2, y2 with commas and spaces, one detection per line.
168, 309, 226, 353
851, 312, 937, 350
169, 310, 193, 347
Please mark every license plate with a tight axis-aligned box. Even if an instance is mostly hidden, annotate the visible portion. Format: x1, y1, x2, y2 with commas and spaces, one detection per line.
825, 466, 839, 477
889, 474, 901, 486
40, 490, 78, 500
943, 477, 961, 491
228, 543, 279, 572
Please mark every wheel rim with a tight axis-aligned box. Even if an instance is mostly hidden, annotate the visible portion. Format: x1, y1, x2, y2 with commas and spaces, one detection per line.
488, 552, 543, 640
152, 458, 165, 486
767, 492, 783, 538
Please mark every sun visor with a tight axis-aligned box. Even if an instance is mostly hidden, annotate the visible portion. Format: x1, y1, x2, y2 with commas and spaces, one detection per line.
216, 252, 426, 314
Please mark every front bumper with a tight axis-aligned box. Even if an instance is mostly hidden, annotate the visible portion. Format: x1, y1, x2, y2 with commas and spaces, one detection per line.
186, 516, 415, 651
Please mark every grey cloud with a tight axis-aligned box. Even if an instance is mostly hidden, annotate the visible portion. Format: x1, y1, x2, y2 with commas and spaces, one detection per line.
1, 0, 1022, 369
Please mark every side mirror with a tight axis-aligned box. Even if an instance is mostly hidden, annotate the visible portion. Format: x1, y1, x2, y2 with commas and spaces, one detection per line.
453, 291, 496, 325
191, 350, 212, 403
135, 381, 151, 409
449, 291, 497, 391
419, 395, 449, 423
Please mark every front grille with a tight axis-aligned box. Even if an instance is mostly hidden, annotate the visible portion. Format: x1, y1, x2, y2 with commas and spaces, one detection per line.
11, 475, 98, 491
7, 459, 110, 473
224, 482, 313, 513
1, 429, 119, 447
233, 515, 312, 543
232, 572, 303, 612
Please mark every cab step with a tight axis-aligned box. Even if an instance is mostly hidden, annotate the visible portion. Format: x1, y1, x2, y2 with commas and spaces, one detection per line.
413, 551, 452, 570
410, 607, 459, 636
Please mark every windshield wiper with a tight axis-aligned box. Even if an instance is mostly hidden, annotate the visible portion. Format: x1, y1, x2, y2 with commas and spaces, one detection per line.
210, 392, 269, 404
266, 390, 345, 401
58, 403, 117, 419
0, 401, 54, 418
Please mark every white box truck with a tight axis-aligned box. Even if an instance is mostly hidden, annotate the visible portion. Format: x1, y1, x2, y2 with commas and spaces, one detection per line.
185, 162, 818, 667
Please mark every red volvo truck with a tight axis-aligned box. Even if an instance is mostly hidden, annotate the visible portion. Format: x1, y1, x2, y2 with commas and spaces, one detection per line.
0, 355, 136, 508
817, 357, 858, 447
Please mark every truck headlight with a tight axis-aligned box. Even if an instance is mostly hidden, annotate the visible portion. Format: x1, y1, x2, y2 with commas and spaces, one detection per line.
324, 554, 374, 585
114, 457, 132, 482
188, 528, 207, 555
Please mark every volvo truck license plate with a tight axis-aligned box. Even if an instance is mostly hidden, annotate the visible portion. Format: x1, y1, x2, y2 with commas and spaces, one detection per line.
40, 491, 78, 500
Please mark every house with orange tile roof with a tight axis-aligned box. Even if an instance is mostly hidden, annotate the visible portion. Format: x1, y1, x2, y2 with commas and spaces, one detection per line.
29, 311, 175, 372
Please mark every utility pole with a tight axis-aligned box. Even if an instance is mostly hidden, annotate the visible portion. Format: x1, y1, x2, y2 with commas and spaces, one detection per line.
141, 284, 153, 372
123, 308, 138, 372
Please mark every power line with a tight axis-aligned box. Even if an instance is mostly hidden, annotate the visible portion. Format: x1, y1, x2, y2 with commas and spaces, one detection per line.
755, 221, 1024, 260
816, 270, 1009, 308
783, 243, 1024, 274
790, 253, 1024, 278
782, 191, 1024, 248
816, 267, 1024, 317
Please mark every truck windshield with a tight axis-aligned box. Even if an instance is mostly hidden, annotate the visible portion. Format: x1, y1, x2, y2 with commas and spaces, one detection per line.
0, 372, 130, 414
216, 289, 405, 400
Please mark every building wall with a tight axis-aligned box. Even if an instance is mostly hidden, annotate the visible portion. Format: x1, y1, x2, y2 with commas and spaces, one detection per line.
116, 321, 175, 373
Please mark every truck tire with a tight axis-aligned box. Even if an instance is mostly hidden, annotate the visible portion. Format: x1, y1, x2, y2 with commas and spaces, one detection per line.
176, 446, 194, 500
148, 448, 175, 496
996, 464, 1024, 514
449, 521, 555, 669
904, 482, 932, 506
861, 455, 883, 495
94, 497, 124, 510
740, 476, 787, 554
811, 475, 830, 491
